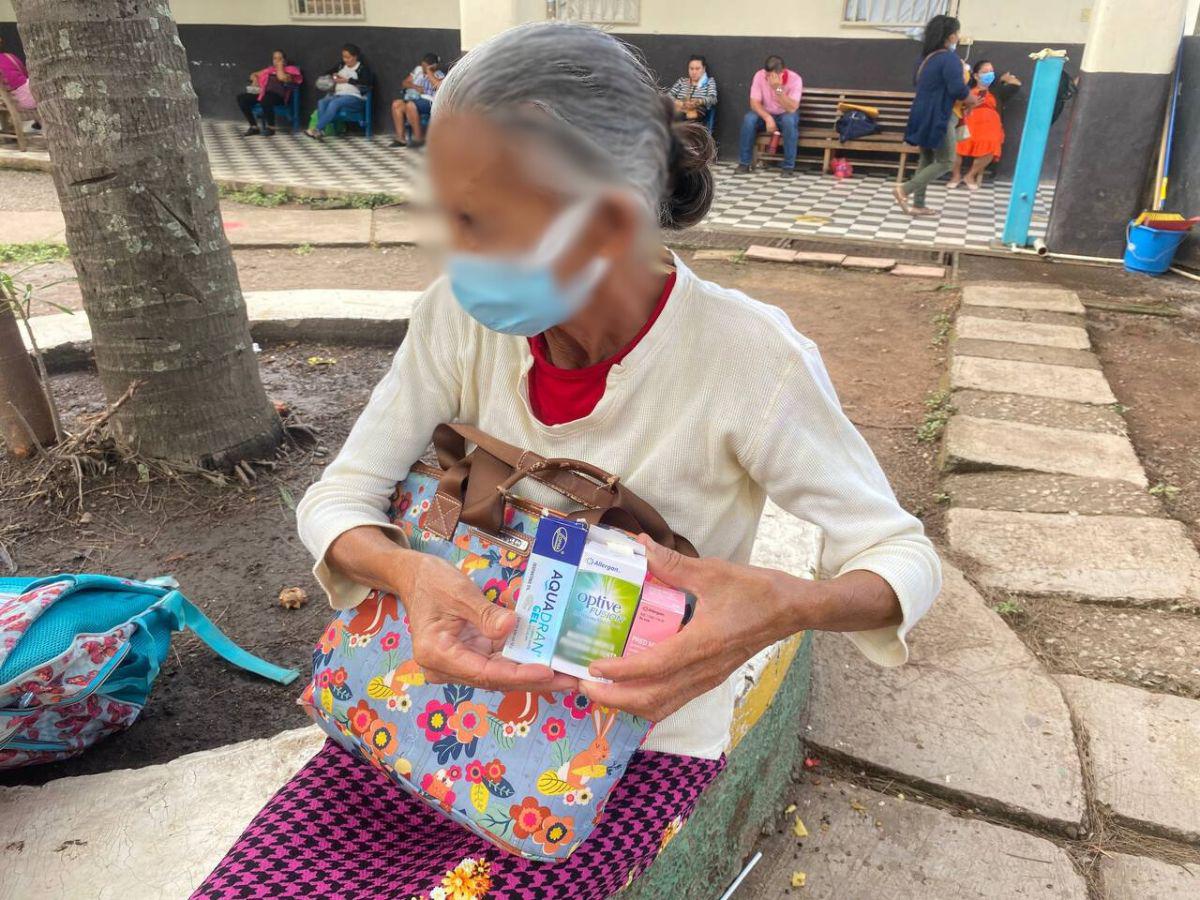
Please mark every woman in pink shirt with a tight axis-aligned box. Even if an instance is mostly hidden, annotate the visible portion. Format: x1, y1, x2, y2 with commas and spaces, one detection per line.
737, 54, 803, 175
0, 36, 36, 113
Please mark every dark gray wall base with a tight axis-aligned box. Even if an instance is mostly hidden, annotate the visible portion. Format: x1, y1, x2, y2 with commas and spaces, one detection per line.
1167, 36, 1200, 267
1046, 70, 1172, 258
177, 24, 462, 132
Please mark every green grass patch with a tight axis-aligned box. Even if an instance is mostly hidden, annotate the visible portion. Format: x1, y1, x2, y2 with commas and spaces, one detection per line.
916, 389, 955, 443
219, 184, 403, 210
0, 242, 70, 265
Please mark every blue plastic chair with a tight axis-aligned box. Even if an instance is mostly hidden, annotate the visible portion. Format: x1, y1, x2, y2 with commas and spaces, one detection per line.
253, 88, 302, 134
333, 88, 373, 138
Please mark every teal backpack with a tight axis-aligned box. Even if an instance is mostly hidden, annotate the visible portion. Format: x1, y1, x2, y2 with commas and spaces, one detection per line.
0, 574, 298, 770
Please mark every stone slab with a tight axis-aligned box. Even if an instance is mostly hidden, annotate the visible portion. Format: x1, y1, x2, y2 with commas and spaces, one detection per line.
219, 204, 372, 247
370, 205, 419, 245
953, 338, 1102, 370
962, 283, 1086, 315
942, 472, 1163, 517
808, 563, 1085, 827
0, 209, 66, 244
942, 415, 1147, 486
841, 255, 897, 270
956, 316, 1090, 350
890, 263, 946, 278
960, 305, 1086, 328
1057, 676, 1200, 844
793, 250, 846, 266
1100, 852, 1200, 898
741, 780, 1087, 899
690, 248, 741, 261
952, 389, 1127, 435
0, 726, 326, 899
951, 356, 1117, 405
745, 245, 799, 263
947, 508, 1200, 604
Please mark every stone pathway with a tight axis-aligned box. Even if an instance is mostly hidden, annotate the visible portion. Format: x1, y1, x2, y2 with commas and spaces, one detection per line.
745, 282, 1200, 898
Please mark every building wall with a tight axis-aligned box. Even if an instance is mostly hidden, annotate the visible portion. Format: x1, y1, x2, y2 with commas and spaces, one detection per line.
4, 0, 1195, 181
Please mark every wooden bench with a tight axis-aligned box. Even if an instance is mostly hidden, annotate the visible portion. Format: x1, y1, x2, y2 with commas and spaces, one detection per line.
752, 87, 922, 182
0, 83, 35, 152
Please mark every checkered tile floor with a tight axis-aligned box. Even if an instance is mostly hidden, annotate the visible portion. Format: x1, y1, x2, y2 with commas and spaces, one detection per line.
202, 119, 1053, 251
203, 119, 420, 195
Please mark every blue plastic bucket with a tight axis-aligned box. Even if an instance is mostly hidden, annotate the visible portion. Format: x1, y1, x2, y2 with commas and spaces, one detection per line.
1124, 222, 1187, 275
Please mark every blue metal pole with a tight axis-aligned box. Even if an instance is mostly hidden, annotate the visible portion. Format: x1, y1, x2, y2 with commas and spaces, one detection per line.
1002, 55, 1066, 246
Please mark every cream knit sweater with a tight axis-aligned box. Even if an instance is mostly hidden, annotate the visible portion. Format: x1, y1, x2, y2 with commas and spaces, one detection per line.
297, 259, 942, 759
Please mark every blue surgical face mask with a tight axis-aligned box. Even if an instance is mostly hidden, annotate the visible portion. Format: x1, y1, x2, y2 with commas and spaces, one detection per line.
948, 42, 958, 52
447, 201, 609, 337
978, 70, 996, 88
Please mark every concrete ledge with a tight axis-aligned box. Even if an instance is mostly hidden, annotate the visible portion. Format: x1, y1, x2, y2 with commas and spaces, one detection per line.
26, 289, 422, 370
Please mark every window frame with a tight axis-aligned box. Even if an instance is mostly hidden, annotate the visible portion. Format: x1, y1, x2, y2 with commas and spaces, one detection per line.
841, 0, 959, 29
288, 0, 367, 22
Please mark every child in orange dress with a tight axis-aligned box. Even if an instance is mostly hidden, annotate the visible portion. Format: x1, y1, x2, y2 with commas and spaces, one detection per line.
949, 60, 1022, 190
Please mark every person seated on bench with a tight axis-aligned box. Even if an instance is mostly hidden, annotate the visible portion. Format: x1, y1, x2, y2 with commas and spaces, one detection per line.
390, 52, 445, 148
894, 15, 976, 216
0, 36, 37, 119
948, 60, 1021, 190
736, 54, 803, 176
668, 54, 717, 123
237, 49, 303, 137
307, 43, 375, 141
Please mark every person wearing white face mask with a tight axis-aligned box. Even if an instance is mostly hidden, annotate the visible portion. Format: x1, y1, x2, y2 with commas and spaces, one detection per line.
261, 22, 940, 894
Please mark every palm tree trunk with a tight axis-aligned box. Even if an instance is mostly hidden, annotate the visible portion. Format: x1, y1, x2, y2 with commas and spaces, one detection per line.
12, 0, 282, 467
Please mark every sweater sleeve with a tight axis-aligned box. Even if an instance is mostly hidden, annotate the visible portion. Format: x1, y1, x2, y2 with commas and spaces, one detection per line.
296, 285, 464, 609
740, 336, 942, 667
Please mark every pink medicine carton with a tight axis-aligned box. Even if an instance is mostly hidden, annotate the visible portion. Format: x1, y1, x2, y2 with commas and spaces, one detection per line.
622, 575, 690, 657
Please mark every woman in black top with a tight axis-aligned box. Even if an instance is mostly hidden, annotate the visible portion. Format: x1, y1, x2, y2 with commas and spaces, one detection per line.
307, 43, 376, 140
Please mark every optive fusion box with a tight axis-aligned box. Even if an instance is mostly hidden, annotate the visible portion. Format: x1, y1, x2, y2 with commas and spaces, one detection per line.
552, 526, 647, 681
502, 514, 588, 667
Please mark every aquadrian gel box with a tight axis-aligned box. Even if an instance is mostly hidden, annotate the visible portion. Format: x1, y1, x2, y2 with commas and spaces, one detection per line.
552, 526, 647, 681
502, 513, 589, 667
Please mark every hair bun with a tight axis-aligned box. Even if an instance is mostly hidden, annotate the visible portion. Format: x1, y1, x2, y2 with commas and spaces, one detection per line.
660, 98, 716, 230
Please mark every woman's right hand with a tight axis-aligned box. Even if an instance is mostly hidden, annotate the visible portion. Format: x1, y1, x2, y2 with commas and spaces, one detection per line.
395, 551, 577, 693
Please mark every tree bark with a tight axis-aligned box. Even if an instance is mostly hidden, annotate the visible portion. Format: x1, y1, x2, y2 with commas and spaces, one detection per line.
0, 301, 56, 457
12, 0, 282, 467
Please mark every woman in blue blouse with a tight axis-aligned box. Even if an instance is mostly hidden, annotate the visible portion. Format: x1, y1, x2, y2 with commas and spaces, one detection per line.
894, 15, 974, 216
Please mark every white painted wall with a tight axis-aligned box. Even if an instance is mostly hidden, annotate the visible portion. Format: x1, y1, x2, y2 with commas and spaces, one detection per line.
1081, 0, 1188, 73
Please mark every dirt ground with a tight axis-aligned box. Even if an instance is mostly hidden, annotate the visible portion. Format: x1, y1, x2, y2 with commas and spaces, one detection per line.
1, 256, 949, 785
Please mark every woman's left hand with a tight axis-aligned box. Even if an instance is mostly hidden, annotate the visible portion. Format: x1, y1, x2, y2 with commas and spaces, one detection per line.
580, 536, 809, 721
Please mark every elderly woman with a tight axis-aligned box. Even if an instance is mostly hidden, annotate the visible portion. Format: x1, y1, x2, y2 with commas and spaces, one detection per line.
198, 22, 939, 899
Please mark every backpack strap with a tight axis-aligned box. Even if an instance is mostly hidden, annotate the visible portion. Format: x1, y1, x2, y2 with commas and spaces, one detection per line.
161, 591, 300, 685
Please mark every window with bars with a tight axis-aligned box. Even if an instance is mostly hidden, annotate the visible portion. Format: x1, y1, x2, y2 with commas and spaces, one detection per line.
289, 0, 365, 20
842, 0, 957, 27
550, 0, 641, 26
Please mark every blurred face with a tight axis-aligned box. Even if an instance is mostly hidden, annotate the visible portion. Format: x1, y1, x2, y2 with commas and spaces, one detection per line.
427, 112, 636, 298
976, 62, 994, 76
272, 51, 285, 67
342, 49, 357, 67
688, 60, 704, 82
946, 30, 960, 48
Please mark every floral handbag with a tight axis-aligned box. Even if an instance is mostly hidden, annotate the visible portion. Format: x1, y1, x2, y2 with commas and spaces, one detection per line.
300, 424, 698, 862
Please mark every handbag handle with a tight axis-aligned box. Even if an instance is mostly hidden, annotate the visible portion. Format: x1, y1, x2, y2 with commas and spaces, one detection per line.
421, 425, 697, 558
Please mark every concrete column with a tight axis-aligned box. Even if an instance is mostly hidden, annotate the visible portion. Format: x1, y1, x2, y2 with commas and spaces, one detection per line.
1045, 0, 1188, 257
459, 0, 546, 51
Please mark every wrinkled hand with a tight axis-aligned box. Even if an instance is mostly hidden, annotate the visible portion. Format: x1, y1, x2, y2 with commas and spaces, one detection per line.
397, 552, 578, 693
580, 536, 807, 722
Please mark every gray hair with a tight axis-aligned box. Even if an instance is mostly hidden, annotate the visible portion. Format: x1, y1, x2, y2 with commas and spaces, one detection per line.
434, 22, 714, 230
